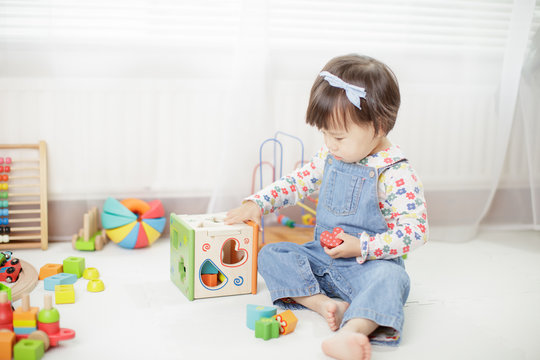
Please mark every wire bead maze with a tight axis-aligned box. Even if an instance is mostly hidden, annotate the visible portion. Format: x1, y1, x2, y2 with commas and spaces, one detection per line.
0, 141, 48, 250
253, 131, 317, 244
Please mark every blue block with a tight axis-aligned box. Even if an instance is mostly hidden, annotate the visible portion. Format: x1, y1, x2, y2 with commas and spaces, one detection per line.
14, 326, 37, 335
44, 273, 78, 291
246, 304, 277, 330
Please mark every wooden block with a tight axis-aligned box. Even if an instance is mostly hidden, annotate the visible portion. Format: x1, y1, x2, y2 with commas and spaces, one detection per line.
0, 331, 15, 360
246, 304, 276, 330
44, 273, 77, 291
38, 264, 63, 280
273, 310, 298, 335
255, 318, 280, 341
62, 257, 85, 278
13, 308, 38, 323
54, 284, 75, 304
13, 339, 44, 360
201, 274, 218, 287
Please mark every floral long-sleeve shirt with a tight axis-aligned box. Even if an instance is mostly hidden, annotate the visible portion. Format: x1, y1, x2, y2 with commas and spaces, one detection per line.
246, 144, 428, 263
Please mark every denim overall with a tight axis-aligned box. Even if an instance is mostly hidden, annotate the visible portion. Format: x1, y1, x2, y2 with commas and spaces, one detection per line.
258, 155, 411, 345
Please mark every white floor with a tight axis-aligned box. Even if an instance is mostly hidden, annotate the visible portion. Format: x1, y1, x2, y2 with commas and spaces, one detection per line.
8, 229, 540, 360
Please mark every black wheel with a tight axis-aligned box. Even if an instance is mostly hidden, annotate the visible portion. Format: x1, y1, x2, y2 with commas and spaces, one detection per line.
5, 276, 12, 283
10, 258, 19, 265
6, 267, 14, 274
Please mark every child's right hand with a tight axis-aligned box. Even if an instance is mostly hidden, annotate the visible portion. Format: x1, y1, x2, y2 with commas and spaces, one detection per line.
224, 201, 262, 226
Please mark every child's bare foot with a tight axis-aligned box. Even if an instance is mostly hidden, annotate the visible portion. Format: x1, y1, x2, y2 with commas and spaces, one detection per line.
319, 299, 349, 331
321, 331, 371, 360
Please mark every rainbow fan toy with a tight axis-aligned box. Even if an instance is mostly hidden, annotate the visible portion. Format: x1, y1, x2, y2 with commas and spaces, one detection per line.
101, 197, 166, 249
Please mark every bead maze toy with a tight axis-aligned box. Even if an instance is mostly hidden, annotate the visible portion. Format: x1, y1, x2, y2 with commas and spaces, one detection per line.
254, 132, 317, 244
72, 207, 108, 251
170, 213, 259, 301
0, 142, 48, 250
101, 197, 166, 249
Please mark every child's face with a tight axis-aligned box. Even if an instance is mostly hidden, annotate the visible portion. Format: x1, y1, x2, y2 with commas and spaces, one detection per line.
322, 121, 387, 163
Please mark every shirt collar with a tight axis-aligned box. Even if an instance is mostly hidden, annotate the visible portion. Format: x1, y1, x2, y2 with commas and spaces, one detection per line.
357, 144, 406, 168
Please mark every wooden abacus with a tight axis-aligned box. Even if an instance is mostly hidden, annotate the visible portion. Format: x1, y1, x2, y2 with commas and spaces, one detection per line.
0, 141, 48, 250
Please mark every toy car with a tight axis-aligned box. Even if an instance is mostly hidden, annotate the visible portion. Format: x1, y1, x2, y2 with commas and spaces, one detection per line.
0, 251, 21, 283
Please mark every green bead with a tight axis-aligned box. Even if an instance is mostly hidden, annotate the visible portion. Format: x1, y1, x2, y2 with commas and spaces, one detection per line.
38, 308, 60, 323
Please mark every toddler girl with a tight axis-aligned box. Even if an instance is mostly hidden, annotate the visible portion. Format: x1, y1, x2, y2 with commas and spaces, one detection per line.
225, 54, 428, 360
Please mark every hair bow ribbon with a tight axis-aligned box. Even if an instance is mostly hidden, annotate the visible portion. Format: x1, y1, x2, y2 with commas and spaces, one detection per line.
319, 71, 367, 110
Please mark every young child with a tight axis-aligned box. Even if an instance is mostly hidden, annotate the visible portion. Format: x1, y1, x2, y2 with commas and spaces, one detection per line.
225, 54, 428, 360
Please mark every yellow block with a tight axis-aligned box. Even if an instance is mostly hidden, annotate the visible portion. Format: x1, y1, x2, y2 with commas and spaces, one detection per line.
105, 221, 137, 243
13, 320, 37, 328
13, 306, 39, 322
142, 222, 161, 245
55, 284, 75, 304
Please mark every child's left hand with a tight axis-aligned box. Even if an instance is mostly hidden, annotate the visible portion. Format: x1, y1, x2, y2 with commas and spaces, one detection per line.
323, 232, 363, 259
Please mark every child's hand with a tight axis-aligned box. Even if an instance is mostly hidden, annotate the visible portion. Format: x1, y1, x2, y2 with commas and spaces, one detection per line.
224, 201, 262, 227
323, 232, 362, 259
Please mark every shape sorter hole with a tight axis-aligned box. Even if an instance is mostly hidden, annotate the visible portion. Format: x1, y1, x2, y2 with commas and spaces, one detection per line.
221, 238, 246, 266
178, 257, 186, 283
200, 260, 225, 288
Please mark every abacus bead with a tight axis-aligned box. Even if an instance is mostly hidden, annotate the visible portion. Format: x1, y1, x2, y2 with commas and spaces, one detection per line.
1, 175, 7, 181
0, 158, 3, 164
4, 166, 9, 173
5, 157, 11, 164
0, 166, 3, 172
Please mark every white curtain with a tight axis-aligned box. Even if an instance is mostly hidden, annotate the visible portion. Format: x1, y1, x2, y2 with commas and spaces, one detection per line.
0, 0, 538, 240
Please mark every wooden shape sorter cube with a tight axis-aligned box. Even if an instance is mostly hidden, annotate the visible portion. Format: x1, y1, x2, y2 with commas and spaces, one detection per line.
170, 213, 259, 301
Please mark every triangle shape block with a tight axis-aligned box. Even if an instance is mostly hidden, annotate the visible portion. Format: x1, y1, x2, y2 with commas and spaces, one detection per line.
103, 197, 135, 218
141, 221, 161, 245
141, 217, 166, 234
135, 223, 149, 248
118, 222, 140, 249
101, 212, 137, 229
141, 200, 165, 219
105, 221, 137, 243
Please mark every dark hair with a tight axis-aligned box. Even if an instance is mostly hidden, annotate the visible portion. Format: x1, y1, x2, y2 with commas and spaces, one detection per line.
306, 54, 400, 135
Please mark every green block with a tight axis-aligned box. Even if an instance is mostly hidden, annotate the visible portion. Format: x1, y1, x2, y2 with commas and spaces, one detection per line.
170, 214, 195, 301
255, 318, 280, 340
75, 235, 95, 251
0, 283, 12, 301
13, 339, 45, 360
63, 256, 85, 278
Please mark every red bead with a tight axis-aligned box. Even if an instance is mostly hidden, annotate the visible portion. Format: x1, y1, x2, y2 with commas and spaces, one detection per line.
1, 175, 6, 181
0, 166, 3, 173
5, 158, 11, 165
4, 167, 9, 173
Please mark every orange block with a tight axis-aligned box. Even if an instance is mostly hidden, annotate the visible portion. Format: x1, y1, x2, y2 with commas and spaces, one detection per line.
201, 274, 218, 287
13, 306, 39, 322
0, 331, 16, 360
273, 310, 298, 335
39, 264, 63, 280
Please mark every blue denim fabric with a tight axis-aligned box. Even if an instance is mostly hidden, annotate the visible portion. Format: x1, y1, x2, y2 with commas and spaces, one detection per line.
258, 155, 410, 345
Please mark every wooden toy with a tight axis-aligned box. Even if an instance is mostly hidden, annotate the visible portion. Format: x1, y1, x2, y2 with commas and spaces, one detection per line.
320, 227, 344, 249
82, 267, 99, 280
62, 257, 85, 278
0, 331, 16, 360
170, 213, 259, 301
54, 285, 75, 304
255, 318, 280, 341
38, 264, 62, 280
10, 261, 38, 302
13, 339, 44, 360
0, 292, 13, 331
101, 197, 166, 249
0, 284, 11, 301
246, 304, 277, 330
0, 142, 48, 250
72, 207, 108, 251
35, 295, 75, 347
13, 295, 38, 335
273, 310, 298, 335
87, 279, 104, 292
44, 273, 77, 291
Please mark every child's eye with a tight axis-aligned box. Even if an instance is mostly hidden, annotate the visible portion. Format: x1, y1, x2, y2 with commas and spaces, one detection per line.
335, 138, 344, 141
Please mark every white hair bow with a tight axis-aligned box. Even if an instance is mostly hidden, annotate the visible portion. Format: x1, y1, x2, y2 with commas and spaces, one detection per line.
319, 71, 367, 110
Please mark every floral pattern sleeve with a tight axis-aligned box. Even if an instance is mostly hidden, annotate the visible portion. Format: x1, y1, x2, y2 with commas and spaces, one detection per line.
245, 147, 328, 215
356, 161, 428, 263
